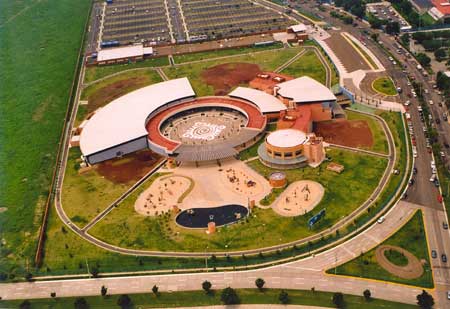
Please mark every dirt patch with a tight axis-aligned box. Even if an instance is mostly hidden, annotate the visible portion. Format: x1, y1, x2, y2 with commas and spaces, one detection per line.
97, 150, 162, 184
375, 245, 424, 279
86, 77, 149, 113
201, 62, 261, 95
314, 119, 373, 148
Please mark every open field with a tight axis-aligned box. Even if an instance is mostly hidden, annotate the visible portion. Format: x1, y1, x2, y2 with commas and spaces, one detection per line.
280, 50, 327, 85
163, 47, 303, 96
0, 0, 91, 275
87, 149, 386, 252
0, 288, 416, 309
173, 42, 284, 64
345, 110, 389, 154
329, 210, 433, 288
84, 57, 169, 84
372, 77, 397, 96
61, 148, 161, 228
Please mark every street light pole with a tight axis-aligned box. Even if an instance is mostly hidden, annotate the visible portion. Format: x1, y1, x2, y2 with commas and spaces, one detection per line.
205, 246, 209, 272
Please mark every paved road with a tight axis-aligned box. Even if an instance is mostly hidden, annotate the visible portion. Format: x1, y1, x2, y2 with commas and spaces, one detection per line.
0, 201, 422, 304
296, 3, 450, 306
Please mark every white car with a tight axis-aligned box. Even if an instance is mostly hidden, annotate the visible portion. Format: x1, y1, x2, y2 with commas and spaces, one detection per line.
404, 100, 411, 106
430, 174, 436, 182
377, 216, 385, 224
441, 151, 446, 158
429, 100, 434, 105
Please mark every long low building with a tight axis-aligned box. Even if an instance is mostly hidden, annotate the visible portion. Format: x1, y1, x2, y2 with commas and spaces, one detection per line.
95, 44, 154, 65
80, 78, 196, 164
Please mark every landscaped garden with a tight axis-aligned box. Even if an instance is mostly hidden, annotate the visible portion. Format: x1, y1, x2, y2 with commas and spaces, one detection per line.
85, 148, 386, 252
328, 210, 433, 288
372, 77, 397, 96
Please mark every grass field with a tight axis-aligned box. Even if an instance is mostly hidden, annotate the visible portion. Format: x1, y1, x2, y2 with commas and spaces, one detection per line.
87, 149, 386, 252
173, 42, 284, 64
0, 0, 91, 275
280, 50, 327, 85
84, 57, 169, 84
372, 77, 398, 96
329, 210, 433, 288
346, 110, 389, 154
61, 148, 132, 228
163, 47, 303, 96
0, 288, 416, 309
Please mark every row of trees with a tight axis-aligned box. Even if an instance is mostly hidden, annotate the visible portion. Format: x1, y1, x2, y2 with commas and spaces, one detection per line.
17, 278, 435, 309
334, 0, 365, 18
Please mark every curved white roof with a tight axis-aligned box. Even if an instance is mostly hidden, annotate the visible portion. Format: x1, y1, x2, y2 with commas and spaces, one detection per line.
80, 78, 195, 156
267, 129, 307, 148
277, 76, 336, 103
228, 87, 287, 113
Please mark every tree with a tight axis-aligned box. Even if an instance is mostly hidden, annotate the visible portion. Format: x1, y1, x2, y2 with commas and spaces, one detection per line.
332, 292, 344, 308
117, 294, 132, 309
255, 278, 265, 290
19, 300, 31, 309
50, 292, 56, 298
417, 290, 434, 308
416, 53, 431, 67
152, 284, 159, 295
25, 272, 33, 282
386, 21, 400, 35
400, 33, 410, 46
101, 285, 107, 297
74, 297, 89, 309
279, 290, 289, 304
363, 289, 371, 301
90, 267, 99, 278
202, 280, 212, 294
434, 48, 447, 62
371, 33, 379, 42
220, 287, 240, 305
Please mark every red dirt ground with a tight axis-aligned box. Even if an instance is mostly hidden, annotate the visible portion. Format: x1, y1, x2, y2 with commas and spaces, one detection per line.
96, 150, 161, 184
201, 62, 262, 95
314, 119, 373, 148
87, 77, 149, 113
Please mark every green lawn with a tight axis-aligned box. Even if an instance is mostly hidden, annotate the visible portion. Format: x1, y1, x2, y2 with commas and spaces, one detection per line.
329, 210, 433, 288
0, 288, 416, 309
280, 50, 327, 85
239, 136, 266, 161
372, 77, 398, 96
346, 110, 389, 154
173, 42, 284, 64
163, 47, 303, 96
0, 0, 91, 275
61, 148, 132, 228
84, 57, 169, 84
87, 149, 386, 252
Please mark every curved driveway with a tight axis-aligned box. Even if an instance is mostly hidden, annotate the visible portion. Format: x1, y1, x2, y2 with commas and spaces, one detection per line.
53, 109, 397, 258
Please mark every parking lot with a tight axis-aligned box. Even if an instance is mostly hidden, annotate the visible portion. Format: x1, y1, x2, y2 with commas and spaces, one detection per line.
181, 0, 291, 40
101, 0, 172, 45
366, 2, 411, 31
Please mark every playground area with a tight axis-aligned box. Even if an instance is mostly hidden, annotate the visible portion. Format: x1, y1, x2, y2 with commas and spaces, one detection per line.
134, 175, 193, 216
134, 159, 272, 217
272, 180, 324, 217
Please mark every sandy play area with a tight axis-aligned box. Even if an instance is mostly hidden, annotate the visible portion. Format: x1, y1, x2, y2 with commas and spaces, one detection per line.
134, 175, 192, 216
272, 180, 324, 217
134, 158, 272, 216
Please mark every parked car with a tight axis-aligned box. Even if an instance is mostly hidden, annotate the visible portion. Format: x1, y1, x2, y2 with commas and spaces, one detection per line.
442, 254, 447, 263
377, 216, 385, 224
432, 250, 437, 258
443, 222, 449, 230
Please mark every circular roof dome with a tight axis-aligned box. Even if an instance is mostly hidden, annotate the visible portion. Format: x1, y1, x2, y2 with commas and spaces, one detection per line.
266, 129, 307, 148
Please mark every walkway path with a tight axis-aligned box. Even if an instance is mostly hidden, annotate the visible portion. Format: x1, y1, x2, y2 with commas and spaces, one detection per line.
0, 201, 422, 305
